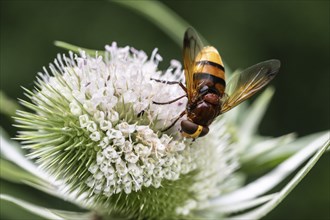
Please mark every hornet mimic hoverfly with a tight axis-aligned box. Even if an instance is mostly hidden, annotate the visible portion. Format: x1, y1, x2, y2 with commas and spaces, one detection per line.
153, 27, 280, 138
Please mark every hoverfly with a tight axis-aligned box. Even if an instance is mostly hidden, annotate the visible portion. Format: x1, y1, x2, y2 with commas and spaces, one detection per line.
153, 27, 280, 138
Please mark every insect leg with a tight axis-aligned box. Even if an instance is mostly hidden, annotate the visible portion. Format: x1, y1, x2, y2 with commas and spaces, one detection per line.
150, 78, 187, 93
137, 110, 145, 117
162, 110, 186, 132
152, 94, 187, 105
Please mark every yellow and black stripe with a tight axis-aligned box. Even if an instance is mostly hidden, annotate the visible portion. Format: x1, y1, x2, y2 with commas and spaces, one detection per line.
193, 46, 226, 95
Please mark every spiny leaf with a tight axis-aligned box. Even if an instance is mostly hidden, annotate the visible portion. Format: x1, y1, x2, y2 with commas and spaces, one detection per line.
0, 194, 92, 220
228, 136, 329, 219
0, 91, 22, 118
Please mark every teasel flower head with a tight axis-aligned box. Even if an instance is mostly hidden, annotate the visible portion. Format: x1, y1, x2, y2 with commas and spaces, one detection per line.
13, 43, 243, 219
0, 40, 327, 219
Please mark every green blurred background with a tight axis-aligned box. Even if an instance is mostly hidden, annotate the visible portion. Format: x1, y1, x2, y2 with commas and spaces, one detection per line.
0, 1, 329, 219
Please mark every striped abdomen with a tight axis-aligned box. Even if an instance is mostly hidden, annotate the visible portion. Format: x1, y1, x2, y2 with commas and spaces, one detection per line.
193, 46, 226, 96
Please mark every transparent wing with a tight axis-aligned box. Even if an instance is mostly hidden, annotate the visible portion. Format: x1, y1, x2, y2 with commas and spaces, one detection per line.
221, 59, 280, 113
183, 27, 205, 103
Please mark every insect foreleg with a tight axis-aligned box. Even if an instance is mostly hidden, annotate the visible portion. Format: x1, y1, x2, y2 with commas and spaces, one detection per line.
162, 110, 186, 132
